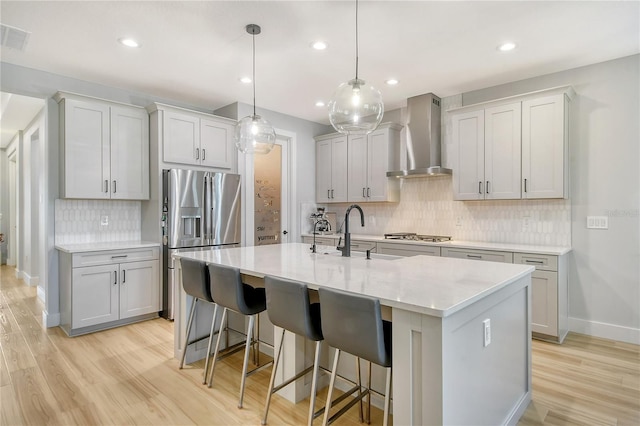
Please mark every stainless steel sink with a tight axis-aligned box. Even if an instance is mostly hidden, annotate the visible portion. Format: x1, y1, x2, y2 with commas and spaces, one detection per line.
319, 250, 398, 261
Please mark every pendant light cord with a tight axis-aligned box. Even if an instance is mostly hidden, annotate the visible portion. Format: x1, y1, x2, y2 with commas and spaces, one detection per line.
355, 0, 359, 80
252, 31, 257, 117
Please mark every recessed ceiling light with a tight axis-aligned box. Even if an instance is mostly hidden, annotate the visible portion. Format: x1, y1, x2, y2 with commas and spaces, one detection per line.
311, 41, 328, 50
498, 42, 517, 52
118, 37, 140, 48
315, 101, 325, 107
385, 79, 399, 86
240, 77, 252, 84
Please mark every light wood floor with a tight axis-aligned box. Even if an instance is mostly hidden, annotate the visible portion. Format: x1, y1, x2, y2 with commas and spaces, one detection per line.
1, 264, 638, 425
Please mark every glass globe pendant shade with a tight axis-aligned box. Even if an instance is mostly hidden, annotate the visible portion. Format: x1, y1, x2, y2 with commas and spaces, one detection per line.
235, 114, 276, 155
328, 78, 384, 135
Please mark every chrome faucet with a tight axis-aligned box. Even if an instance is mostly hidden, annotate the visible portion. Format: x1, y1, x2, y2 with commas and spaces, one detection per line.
310, 218, 330, 253
337, 204, 364, 257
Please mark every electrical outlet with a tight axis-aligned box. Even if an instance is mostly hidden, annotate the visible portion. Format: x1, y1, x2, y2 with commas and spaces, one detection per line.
586, 216, 608, 229
523, 216, 530, 229
100, 215, 109, 226
483, 319, 491, 347
455, 217, 463, 227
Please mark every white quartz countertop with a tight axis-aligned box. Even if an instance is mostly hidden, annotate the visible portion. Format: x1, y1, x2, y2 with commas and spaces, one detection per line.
174, 243, 534, 318
301, 233, 571, 255
55, 240, 160, 253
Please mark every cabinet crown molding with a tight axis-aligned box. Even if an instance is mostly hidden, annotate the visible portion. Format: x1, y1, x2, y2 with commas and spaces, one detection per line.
447, 86, 576, 115
146, 102, 236, 124
53, 91, 146, 110
314, 122, 403, 141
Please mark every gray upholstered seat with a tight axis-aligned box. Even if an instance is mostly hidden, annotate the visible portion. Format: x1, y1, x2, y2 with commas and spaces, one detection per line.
318, 287, 393, 426
178, 258, 218, 385
262, 276, 323, 425
206, 262, 269, 409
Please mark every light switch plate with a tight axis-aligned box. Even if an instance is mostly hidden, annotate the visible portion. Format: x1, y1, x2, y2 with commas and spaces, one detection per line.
586, 216, 608, 229
100, 215, 109, 226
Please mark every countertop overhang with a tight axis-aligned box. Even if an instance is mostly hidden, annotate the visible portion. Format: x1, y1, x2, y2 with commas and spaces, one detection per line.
174, 243, 533, 318
55, 240, 160, 253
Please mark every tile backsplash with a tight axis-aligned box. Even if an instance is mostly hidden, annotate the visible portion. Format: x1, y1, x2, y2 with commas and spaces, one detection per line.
326, 176, 571, 246
55, 199, 141, 245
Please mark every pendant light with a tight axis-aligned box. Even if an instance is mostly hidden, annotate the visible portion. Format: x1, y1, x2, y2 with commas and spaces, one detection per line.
235, 24, 276, 155
328, 0, 384, 135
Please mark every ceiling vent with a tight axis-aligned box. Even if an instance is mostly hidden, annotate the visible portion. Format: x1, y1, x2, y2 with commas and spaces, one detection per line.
1, 24, 30, 52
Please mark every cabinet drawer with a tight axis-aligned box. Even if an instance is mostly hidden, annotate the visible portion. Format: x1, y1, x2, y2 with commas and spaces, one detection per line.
72, 247, 160, 268
302, 236, 336, 246
377, 242, 440, 257
350, 240, 377, 253
442, 247, 513, 263
514, 253, 557, 272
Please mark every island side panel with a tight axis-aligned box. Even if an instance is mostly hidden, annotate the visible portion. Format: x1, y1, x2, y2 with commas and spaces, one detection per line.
392, 275, 532, 425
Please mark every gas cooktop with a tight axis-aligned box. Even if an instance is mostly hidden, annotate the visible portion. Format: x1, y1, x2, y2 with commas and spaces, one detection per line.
383, 233, 452, 243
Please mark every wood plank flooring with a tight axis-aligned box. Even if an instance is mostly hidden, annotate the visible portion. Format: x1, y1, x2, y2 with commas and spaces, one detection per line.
1, 264, 638, 425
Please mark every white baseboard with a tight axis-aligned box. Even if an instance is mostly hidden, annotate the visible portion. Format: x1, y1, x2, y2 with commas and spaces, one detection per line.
21, 272, 39, 287
6, 257, 15, 266
37, 286, 45, 303
14, 268, 22, 280
42, 310, 60, 328
569, 317, 640, 345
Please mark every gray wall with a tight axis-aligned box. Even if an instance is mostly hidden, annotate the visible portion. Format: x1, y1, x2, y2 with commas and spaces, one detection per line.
462, 54, 640, 342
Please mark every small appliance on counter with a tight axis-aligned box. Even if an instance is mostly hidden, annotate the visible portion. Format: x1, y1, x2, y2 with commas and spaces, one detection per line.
384, 232, 452, 243
309, 208, 337, 234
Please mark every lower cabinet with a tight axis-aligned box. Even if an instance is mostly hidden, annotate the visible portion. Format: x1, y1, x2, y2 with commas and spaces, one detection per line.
441, 247, 513, 263
60, 247, 160, 336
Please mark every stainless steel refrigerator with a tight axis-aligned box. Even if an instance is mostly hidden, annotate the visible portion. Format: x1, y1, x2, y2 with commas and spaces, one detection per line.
162, 169, 241, 319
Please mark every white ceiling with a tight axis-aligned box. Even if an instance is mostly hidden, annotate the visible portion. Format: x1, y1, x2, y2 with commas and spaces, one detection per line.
0, 1, 638, 133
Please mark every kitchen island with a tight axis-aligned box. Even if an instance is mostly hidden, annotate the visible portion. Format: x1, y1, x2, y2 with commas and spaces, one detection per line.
174, 242, 534, 425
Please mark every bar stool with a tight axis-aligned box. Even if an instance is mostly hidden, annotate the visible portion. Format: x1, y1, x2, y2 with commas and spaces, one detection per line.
178, 258, 218, 385
206, 262, 271, 409
318, 287, 392, 426
261, 275, 324, 426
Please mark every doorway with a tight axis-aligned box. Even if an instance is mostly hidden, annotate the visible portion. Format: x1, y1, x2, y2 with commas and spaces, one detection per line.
241, 130, 295, 247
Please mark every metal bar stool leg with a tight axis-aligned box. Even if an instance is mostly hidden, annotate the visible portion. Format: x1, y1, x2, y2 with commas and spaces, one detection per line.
202, 303, 219, 384
208, 307, 228, 388
367, 360, 372, 424
262, 328, 286, 425
308, 340, 322, 426
383, 367, 392, 426
356, 356, 364, 422
179, 297, 198, 369
238, 314, 256, 408
322, 348, 341, 426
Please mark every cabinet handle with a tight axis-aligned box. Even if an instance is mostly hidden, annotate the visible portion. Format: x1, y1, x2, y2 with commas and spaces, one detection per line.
327, 189, 330, 199
202, 149, 206, 161
362, 187, 366, 197
525, 260, 544, 264
486, 181, 489, 194
367, 187, 370, 197
104, 180, 109, 193
351, 244, 360, 248
331, 189, 334, 199
114, 271, 118, 285
467, 254, 482, 259
524, 178, 528, 193
111, 255, 128, 259
113, 180, 117, 193
478, 181, 483, 194
195, 148, 200, 160
122, 270, 126, 284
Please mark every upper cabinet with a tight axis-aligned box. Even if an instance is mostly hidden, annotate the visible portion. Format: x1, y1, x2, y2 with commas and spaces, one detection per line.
315, 122, 401, 204
348, 123, 401, 202
449, 86, 573, 200
56, 92, 149, 200
522, 95, 568, 199
149, 103, 235, 171
315, 134, 348, 203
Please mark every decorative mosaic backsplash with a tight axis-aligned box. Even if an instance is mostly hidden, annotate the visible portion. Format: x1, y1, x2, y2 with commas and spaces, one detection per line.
327, 176, 571, 247
55, 199, 141, 245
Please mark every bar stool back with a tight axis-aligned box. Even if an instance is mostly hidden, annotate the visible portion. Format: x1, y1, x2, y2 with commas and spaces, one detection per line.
207, 262, 269, 409
262, 275, 323, 425
179, 258, 218, 385
318, 287, 392, 426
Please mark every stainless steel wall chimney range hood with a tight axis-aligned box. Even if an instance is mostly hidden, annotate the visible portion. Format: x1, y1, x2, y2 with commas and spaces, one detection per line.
387, 93, 452, 178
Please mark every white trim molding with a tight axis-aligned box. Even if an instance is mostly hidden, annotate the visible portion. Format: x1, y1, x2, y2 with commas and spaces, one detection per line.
42, 310, 61, 328
37, 285, 45, 303
569, 317, 640, 345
